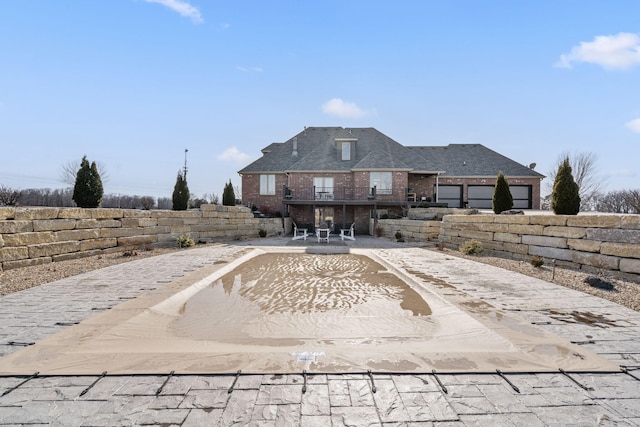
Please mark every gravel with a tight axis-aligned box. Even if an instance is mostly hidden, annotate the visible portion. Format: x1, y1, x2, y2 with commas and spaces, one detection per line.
1, 245, 638, 312
0, 247, 178, 297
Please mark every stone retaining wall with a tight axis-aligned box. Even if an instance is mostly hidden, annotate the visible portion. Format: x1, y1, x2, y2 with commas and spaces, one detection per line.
440, 214, 640, 280
376, 219, 441, 242
0, 205, 283, 271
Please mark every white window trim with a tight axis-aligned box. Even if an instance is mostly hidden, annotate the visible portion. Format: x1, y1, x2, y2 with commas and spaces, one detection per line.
314, 177, 334, 199
342, 142, 351, 160
260, 174, 276, 195
370, 172, 392, 194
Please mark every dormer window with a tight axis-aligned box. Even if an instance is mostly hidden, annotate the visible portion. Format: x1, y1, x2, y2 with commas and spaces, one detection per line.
341, 142, 351, 160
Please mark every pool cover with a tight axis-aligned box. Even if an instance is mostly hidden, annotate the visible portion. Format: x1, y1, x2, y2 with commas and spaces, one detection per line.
0, 248, 619, 375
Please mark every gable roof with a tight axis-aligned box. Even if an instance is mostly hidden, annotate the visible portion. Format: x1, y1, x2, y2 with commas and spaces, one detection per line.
238, 127, 544, 178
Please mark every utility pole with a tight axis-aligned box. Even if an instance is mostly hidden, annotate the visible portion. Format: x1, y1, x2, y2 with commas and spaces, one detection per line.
183, 148, 189, 182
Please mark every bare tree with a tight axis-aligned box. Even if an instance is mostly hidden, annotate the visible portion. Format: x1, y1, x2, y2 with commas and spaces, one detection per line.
0, 185, 22, 206
547, 152, 603, 210
233, 184, 242, 204
624, 189, 640, 213
60, 159, 110, 186
140, 196, 155, 210
204, 193, 219, 205
594, 190, 632, 213
157, 197, 172, 210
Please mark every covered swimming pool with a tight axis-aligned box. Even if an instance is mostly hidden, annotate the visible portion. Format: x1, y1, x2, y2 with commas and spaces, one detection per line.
0, 247, 618, 375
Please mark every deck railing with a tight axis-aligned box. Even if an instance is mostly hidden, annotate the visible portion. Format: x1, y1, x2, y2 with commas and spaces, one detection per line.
283, 185, 416, 203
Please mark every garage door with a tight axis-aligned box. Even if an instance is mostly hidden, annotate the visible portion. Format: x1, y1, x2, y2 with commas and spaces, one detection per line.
435, 185, 462, 208
511, 185, 532, 209
468, 185, 493, 209
468, 185, 533, 209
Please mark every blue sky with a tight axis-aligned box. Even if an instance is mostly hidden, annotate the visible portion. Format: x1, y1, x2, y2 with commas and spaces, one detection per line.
1, 1, 639, 200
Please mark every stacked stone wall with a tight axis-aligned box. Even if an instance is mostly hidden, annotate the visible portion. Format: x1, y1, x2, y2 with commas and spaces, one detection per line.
440, 214, 640, 280
376, 219, 441, 242
0, 205, 283, 271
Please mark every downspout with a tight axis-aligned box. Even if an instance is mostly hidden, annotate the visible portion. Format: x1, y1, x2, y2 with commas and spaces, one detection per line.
285, 172, 291, 218
435, 173, 440, 203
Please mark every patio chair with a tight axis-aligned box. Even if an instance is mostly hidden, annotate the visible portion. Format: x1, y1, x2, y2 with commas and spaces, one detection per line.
316, 228, 330, 243
292, 222, 308, 241
340, 223, 356, 241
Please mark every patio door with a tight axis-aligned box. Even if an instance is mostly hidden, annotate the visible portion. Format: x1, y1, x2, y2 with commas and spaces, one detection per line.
314, 177, 334, 200
315, 207, 334, 230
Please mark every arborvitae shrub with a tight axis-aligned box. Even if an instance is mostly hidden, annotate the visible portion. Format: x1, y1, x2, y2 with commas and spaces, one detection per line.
72, 156, 104, 208
551, 158, 581, 215
222, 180, 235, 206
172, 171, 189, 211
492, 172, 513, 214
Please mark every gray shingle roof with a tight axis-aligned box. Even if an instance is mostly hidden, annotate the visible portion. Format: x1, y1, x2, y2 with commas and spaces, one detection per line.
410, 145, 544, 178
238, 127, 544, 178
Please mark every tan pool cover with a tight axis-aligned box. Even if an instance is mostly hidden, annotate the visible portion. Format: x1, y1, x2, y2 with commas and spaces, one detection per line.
0, 249, 619, 375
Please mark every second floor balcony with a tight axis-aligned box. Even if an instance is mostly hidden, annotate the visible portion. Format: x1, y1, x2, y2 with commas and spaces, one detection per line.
282, 185, 428, 205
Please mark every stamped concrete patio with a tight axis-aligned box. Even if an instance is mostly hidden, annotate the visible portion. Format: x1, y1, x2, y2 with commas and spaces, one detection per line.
0, 236, 638, 426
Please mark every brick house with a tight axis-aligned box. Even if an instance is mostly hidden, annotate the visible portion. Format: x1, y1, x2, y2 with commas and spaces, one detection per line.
238, 127, 544, 234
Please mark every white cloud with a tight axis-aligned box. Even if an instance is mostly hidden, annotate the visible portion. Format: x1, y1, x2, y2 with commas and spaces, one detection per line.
555, 32, 640, 70
143, 0, 203, 24
217, 147, 250, 164
322, 98, 368, 119
236, 66, 263, 73
625, 117, 640, 133
218, 23, 231, 32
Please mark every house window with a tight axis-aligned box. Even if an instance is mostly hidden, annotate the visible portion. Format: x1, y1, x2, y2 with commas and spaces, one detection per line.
370, 172, 392, 194
342, 142, 351, 160
260, 174, 276, 195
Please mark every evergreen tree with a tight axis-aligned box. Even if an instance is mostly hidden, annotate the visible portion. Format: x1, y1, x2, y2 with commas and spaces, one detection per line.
492, 172, 513, 214
551, 157, 581, 215
72, 156, 104, 208
222, 180, 236, 206
172, 171, 189, 210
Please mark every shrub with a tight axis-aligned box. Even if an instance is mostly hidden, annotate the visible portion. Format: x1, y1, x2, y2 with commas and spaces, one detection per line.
492, 172, 513, 214
172, 171, 189, 211
140, 196, 155, 210
189, 197, 207, 209
176, 234, 195, 248
584, 276, 615, 291
459, 239, 483, 255
380, 213, 389, 219
72, 156, 104, 208
122, 248, 138, 257
530, 256, 544, 267
395, 231, 402, 239
551, 157, 581, 215
0, 185, 22, 206
375, 225, 384, 237
222, 180, 235, 206
258, 228, 267, 237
